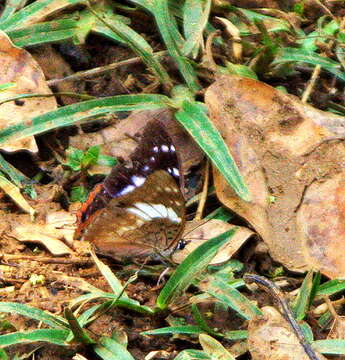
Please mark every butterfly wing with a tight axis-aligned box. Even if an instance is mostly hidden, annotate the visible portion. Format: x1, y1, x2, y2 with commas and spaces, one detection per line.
76, 121, 185, 260
81, 171, 185, 259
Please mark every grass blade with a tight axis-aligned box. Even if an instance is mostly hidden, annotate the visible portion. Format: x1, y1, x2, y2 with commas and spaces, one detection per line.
313, 339, 345, 355
174, 350, 212, 360
94, 336, 135, 360
157, 228, 238, 309
291, 270, 314, 320
175, 100, 251, 201
86, 3, 172, 89
182, 0, 211, 57
0, 0, 86, 31
0, 0, 28, 24
316, 279, 345, 296
0, 94, 171, 146
199, 334, 235, 360
0, 329, 69, 347
64, 308, 95, 345
0, 302, 69, 330
7, 19, 78, 47
0, 173, 34, 216
142, 325, 204, 336
273, 47, 345, 82
207, 278, 262, 320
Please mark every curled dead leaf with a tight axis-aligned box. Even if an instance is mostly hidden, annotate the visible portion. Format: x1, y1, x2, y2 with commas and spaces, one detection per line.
205, 75, 345, 278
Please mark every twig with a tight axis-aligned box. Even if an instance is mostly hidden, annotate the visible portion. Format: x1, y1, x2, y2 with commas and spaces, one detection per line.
0, 254, 93, 265
47, 51, 167, 86
244, 274, 322, 360
194, 161, 210, 221
301, 65, 321, 103
302, 17, 345, 103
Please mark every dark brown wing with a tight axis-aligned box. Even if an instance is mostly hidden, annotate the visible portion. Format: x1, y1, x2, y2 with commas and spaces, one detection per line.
81, 171, 185, 260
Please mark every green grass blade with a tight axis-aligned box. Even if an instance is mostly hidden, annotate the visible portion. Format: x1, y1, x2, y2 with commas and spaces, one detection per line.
90, 252, 128, 298
157, 228, 238, 309
0, 94, 171, 146
0, 302, 69, 329
174, 350, 212, 360
207, 278, 262, 320
154, 1, 200, 92
224, 330, 248, 340
0, 83, 16, 91
0, 329, 69, 347
182, 0, 211, 57
86, 4, 172, 88
316, 279, 345, 296
142, 325, 204, 336
175, 100, 251, 201
0, 0, 28, 24
64, 308, 95, 345
0, 173, 34, 215
273, 47, 345, 82
94, 336, 135, 360
70, 292, 154, 315
0, 348, 8, 360
191, 304, 221, 337
291, 270, 314, 320
0, 0, 86, 31
300, 322, 314, 343
7, 19, 78, 47
132, 0, 200, 92
313, 339, 345, 355
204, 207, 233, 222
199, 334, 236, 360
0, 153, 28, 187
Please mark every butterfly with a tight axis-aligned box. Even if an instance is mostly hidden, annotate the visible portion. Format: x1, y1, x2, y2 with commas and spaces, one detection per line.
75, 121, 186, 260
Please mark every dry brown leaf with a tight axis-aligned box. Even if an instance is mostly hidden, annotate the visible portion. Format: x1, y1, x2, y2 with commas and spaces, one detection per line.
11, 222, 72, 256
0, 31, 57, 152
10, 210, 75, 256
172, 219, 253, 264
205, 75, 345, 278
248, 306, 327, 360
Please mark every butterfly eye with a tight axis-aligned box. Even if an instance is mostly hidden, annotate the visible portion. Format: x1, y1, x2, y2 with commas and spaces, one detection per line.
175, 239, 189, 250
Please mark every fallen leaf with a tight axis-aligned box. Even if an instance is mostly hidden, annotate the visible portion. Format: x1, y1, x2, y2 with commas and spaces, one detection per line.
10, 213, 74, 256
248, 306, 327, 360
172, 220, 254, 264
0, 31, 57, 152
205, 75, 345, 278
11, 223, 72, 256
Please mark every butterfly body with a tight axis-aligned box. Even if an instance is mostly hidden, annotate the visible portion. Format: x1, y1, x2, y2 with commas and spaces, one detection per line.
76, 122, 185, 260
